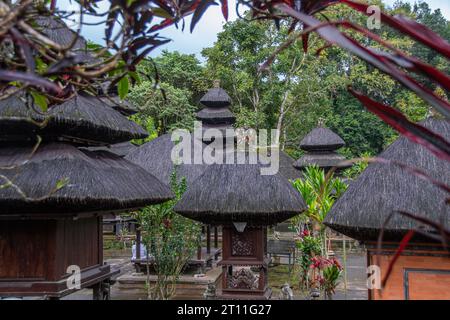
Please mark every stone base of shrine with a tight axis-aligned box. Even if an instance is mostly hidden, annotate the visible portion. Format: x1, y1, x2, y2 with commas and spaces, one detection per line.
116, 266, 222, 299
218, 287, 272, 300
0, 265, 118, 299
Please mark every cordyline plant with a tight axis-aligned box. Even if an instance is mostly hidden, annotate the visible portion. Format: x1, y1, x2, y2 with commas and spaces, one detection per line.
1, 0, 449, 289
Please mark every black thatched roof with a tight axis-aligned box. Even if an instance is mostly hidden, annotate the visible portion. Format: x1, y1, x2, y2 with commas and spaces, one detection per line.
279, 151, 302, 181
299, 127, 345, 151
125, 133, 207, 186
35, 16, 95, 63
295, 125, 349, 170
0, 92, 148, 144
100, 96, 138, 116
85, 142, 138, 157
0, 142, 173, 215
174, 157, 306, 225
324, 118, 450, 242
197, 86, 236, 143
0, 94, 41, 139
293, 151, 349, 170
47, 93, 147, 143
200, 87, 231, 108
196, 107, 236, 125
201, 123, 236, 141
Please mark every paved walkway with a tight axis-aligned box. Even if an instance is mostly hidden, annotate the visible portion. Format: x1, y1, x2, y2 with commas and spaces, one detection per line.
62, 250, 368, 300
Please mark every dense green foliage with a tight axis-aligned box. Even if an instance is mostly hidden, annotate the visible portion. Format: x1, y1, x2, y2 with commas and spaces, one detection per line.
129, 1, 449, 159
292, 165, 347, 295
133, 171, 201, 300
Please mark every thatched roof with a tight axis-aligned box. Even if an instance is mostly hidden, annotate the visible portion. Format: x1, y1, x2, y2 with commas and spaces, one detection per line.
0, 92, 148, 144
47, 93, 147, 143
201, 123, 236, 141
293, 151, 349, 171
100, 96, 138, 116
0, 94, 40, 140
35, 16, 95, 63
0, 142, 173, 215
300, 127, 345, 151
196, 107, 236, 125
196, 86, 236, 143
85, 142, 138, 157
174, 157, 306, 225
125, 133, 207, 186
200, 87, 231, 108
279, 151, 302, 181
295, 125, 349, 170
324, 118, 450, 242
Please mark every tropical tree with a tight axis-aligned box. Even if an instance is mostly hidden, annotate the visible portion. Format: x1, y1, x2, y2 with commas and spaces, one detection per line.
134, 171, 201, 300
128, 81, 197, 134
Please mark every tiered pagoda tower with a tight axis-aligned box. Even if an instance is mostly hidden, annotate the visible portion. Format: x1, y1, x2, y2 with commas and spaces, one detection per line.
196, 80, 236, 144
293, 121, 350, 173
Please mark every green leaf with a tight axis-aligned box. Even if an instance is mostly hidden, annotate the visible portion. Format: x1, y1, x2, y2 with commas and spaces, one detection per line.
55, 177, 69, 191
118, 76, 130, 100
152, 7, 173, 19
31, 92, 48, 112
128, 71, 141, 85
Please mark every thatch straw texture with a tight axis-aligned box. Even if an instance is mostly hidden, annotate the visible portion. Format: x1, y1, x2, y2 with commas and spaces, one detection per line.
174, 159, 306, 226
0, 93, 148, 144
200, 88, 231, 108
293, 151, 349, 170
201, 123, 236, 141
279, 151, 302, 181
0, 143, 173, 215
35, 16, 95, 63
125, 133, 207, 186
45, 93, 147, 143
85, 142, 138, 157
324, 118, 450, 242
0, 94, 40, 140
100, 96, 138, 116
300, 127, 345, 151
196, 107, 236, 125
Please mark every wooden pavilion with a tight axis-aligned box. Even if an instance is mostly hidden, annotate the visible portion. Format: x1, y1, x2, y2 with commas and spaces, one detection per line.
0, 16, 173, 299
174, 154, 306, 299
324, 118, 450, 300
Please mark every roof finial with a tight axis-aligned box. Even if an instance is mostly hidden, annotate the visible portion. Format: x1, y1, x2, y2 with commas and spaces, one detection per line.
213, 79, 221, 88
317, 117, 325, 127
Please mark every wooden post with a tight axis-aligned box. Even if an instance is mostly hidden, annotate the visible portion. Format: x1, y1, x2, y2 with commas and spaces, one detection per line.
135, 224, 142, 273
136, 225, 141, 260
214, 226, 218, 249
197, 246, 202, 260
206, 225, 211, 254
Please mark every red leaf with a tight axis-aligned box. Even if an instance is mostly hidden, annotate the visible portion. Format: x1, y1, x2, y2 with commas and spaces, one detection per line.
397, 211, 450, 242
349, 88, 450, 162
0, 71, 61, 94
302, 32, 309, 53
275, 3, 450, 119
221, 0, 228, 21
190, 0, 219, 33
381, 230, 415, 288
149, 18, 175, 32
340, 0, 450, 59
335, 21, 450, 92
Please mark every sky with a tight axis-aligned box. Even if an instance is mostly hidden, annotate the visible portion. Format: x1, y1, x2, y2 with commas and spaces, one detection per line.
60, 0, 450, 60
